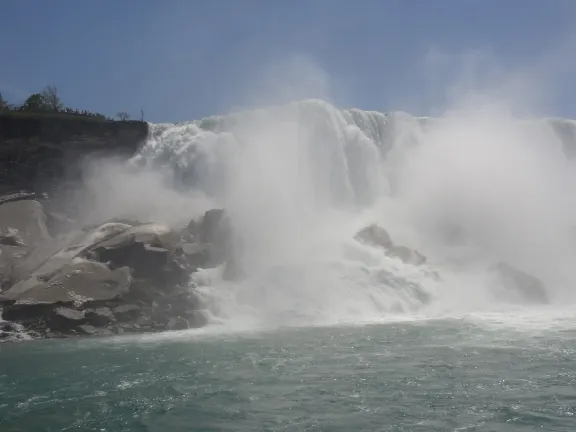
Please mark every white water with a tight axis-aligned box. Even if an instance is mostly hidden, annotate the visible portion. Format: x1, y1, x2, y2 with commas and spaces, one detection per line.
128, 99, 576, 331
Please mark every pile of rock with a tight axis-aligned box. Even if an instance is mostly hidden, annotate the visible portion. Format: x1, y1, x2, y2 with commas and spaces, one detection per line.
0, 195, 235, 341
355, 223, 427, 265
353, 223, 549, 304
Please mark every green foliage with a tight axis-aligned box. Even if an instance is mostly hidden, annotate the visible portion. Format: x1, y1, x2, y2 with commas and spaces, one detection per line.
21, 93, 48, 111
116, 112, 130, 121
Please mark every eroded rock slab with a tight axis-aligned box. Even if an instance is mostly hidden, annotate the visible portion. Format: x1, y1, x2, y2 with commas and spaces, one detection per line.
0, 260, 131, 304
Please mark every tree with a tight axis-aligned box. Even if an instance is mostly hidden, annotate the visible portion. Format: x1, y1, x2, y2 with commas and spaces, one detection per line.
0, 92, 6, 113
117, 112, 130, 121
21, 93, 48, 111
41, 85, 63, 111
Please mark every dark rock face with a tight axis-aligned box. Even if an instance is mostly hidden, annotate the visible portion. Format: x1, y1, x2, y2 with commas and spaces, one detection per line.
0, 114, 148, 196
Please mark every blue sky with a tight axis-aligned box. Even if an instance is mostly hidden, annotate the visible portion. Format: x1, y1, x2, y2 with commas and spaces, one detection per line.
1, 0, 576, 122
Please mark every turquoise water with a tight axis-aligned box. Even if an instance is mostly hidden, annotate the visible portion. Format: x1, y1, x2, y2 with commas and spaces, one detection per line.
1, 317, 576, 431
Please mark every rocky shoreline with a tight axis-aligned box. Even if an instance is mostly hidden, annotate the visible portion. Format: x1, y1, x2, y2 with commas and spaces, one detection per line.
0, 195, 235, 342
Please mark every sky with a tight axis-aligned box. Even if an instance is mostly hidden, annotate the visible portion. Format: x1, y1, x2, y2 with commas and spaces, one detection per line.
1, 0, 576, 123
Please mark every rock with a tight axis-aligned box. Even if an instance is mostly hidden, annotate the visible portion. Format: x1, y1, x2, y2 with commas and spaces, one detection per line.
222, 256, 245, 281
77, 324, 98, 335
180, 242, 210, 269
47, 307, 85, 331
135, 315, 152, 326
0, 245, 26, 291
355, 224, 393, 249
186, 309, 209, 328
112, 304, 141, 321
86, 223, 186, 286
490, 262, 549, 304
0, 200, 51, 248
387, 245, 427, 265
0, 191, 39, 206
1, 301, 53, 322
166, 316, 189, 331
85, 307, 115, 326
11, 222, 132, 286
199, 209, 226, 243
0, 261, 132, 305
199, 209, 234, 266
0, 228, 26, 247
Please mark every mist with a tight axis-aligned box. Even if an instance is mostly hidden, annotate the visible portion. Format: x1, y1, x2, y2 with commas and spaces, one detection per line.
58, 44, 576, 327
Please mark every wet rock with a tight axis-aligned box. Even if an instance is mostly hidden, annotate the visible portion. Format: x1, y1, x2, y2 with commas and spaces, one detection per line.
0, 200, 51, 248
0, 228, 26, 247
355, 224, 393, 249
0, 191, 39, 205
11, 222, 132, 285
85, 307, 115, 327
166, 316, 189, 331
0, 245, 27, 291
199, 209, 225, 243
490, 262, 549, 304
387, 245, 426, 265
112, 304, 141, 321
222, 256, 245, 281
180, 242, 210, 269
77, 324, 98, 335
199, 209, 234, 266
186, 309, 209, 328
47, 307, 85, 331
135, 315, 152, 327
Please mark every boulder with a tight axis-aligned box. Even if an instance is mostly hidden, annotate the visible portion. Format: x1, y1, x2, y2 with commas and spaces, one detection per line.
47, 307, 85, 331
0, 200, 51, 248
11, 222, 132, 285
199, 209, 234, 265
387, 245, 427, 265
166, 316, 190, 331
0, 261, 132, 305
199, 209, 226, 243
490, 262, 549, 304
0, 245, 27, 291
112, 304, 141, 321
180, 242, 210, 270
77, 324, 98, 335
355, 224, 393, 249
85, 307, 116, 327
0, 228, 26, 247
86, 223, 186, 286
186, 309, 209, 328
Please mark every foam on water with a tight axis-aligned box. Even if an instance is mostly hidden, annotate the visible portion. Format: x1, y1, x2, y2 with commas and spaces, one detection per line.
127, 99, 576, 332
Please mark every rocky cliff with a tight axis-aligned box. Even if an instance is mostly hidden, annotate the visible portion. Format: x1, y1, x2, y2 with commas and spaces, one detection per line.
0, 113, 148, 195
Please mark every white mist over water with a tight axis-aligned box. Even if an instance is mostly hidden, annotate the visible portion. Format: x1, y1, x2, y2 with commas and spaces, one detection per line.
124, 97, 576, 330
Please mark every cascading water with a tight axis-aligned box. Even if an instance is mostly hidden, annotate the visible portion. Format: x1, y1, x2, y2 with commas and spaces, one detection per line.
131, 99, 576, 330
